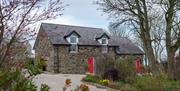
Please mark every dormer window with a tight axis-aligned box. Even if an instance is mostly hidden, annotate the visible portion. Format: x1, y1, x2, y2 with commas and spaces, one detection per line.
96, 33, 110, 53
101, 38, 108, 45
64, 30, 81, 53
70, 36, 77, 44
101, 38, 108, 53
69, 36, 78, 53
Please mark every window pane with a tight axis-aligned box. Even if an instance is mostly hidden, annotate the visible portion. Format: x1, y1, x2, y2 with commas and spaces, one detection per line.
102, 45, 108, 53
102, 39, 107, 44
70, 37, 77, 43
70, 44, 78, 52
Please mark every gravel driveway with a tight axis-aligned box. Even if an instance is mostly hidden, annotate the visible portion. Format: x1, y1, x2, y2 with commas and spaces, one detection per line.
33, 73, 107, 91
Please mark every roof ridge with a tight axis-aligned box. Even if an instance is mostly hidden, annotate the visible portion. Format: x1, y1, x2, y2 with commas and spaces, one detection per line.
41, 22, 103, 30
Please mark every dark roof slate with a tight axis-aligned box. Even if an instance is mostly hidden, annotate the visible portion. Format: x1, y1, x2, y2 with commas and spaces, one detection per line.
39, 23, 144, 54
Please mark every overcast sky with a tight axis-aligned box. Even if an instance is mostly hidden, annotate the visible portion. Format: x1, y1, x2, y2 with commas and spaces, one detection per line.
45, 0, 109, 29
31, 0, 109, 51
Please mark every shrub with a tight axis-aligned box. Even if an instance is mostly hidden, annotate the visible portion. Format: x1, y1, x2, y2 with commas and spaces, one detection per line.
82, 74, 101, 83
120, 84, 137, 91
132, 75, 180, 91
79, 84, 89, 91
83, 75, 93, 82
40, 84, 50, 91
99, 79, 109, 86
114, 57, 136, 83
95, 56, 115, 76
27, 64, 41, 76
82, 59, 88, 71
108, 82, 122, 89
0, 70, 38, 91
37, 59, 46, 70
12, 79, 37, 91
0, 70, 21, 90
133, 76, 161, 91
65, 79, 71, 86
103, 68, 119, 81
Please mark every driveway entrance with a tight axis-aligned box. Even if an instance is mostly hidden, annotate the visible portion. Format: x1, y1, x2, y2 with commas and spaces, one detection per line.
33, 73, 107, 91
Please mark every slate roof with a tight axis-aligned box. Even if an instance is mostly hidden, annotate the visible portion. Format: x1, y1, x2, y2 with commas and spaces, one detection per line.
37, 23, 144, 55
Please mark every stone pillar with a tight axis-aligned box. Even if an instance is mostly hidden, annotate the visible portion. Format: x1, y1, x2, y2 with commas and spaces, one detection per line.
54, 46, 59, 73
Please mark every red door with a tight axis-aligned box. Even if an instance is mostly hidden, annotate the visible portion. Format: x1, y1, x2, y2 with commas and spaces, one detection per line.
87, 56, 94, 73
135, 57, 141, 74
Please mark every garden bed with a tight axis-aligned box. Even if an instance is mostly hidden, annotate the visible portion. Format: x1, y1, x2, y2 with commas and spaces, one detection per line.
82, 81, 121, 91
82, 74, 180, 91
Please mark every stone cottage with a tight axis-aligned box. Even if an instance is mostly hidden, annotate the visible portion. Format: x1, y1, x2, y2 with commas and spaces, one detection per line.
33, 23, 144, 74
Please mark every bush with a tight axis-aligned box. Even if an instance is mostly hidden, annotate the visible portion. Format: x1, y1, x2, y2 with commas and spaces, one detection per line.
82, 74, 101, 83
103, 68, 119, 81
0, 70, 21, 90
12, 80, 37, 91
82, 59, 88, 71
108, 82, 122, 89
40, 84, 50, 91
83, 75, 93, 82
120, 84, 137, 91
0, 70, 38, 91
114, 57, 136, 83
27, 64, 41, 76
95, 56, 115, 76
37, 59, 46, 70
133, 76, 163, 91
65, 79, 71, 86
133, 74, 180, 91
99, 79, 109, 86
79, 84, 89, 91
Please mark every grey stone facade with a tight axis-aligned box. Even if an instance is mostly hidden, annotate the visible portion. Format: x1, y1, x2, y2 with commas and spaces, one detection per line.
34, 23, 144, 74
35, 28, 55, 72
57, 46, 116, 74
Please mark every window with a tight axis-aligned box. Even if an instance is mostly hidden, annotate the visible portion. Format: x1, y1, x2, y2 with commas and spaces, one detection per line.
70, 44, 78, 53
102, 45, 108, 53
101, 38, 107, 45
70, 36, 77, 44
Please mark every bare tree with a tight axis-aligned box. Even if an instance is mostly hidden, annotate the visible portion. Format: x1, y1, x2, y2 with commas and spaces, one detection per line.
158, 0, 180, 79
109, 23, 131, 38
95, 0, 158, 73
0, 0, 66, 67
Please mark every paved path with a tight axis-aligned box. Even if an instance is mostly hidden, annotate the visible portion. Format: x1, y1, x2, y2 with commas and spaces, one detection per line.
33, 73, 107, 91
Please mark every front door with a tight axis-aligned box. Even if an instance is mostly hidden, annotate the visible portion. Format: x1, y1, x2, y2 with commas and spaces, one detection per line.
87, 56, 94, 73
135, 57, 141, 74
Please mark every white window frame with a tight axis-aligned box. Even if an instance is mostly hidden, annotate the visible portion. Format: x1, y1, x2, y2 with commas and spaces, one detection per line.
101, 45, 108, 53
70, 36, 78, 44
101, 38, 108, 45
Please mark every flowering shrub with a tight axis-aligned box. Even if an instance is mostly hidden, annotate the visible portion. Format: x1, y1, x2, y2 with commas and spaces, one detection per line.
79, 84, 89, 91
65, 79, 71, 86
99, 79, 109, 86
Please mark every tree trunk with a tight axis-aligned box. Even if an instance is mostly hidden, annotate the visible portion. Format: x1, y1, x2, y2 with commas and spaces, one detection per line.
167, 51, 175, 79
143, 39, 157, 73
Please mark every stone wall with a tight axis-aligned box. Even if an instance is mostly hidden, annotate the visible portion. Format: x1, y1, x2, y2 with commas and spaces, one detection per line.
35, 29, 54, 72
35, 30, 144, 74
57, 45, 117, 74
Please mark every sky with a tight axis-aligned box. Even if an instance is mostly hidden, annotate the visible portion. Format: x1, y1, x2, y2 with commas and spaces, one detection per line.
45, 0, 109, 29
31, 0, 110, 51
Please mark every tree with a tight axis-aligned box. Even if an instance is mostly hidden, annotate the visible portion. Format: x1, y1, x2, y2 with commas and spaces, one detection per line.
96, 0, 180, 79
95, 0, 158, 73
0, 0, 66, 67
108, 23, 131, 38
160, 0, 180, 79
